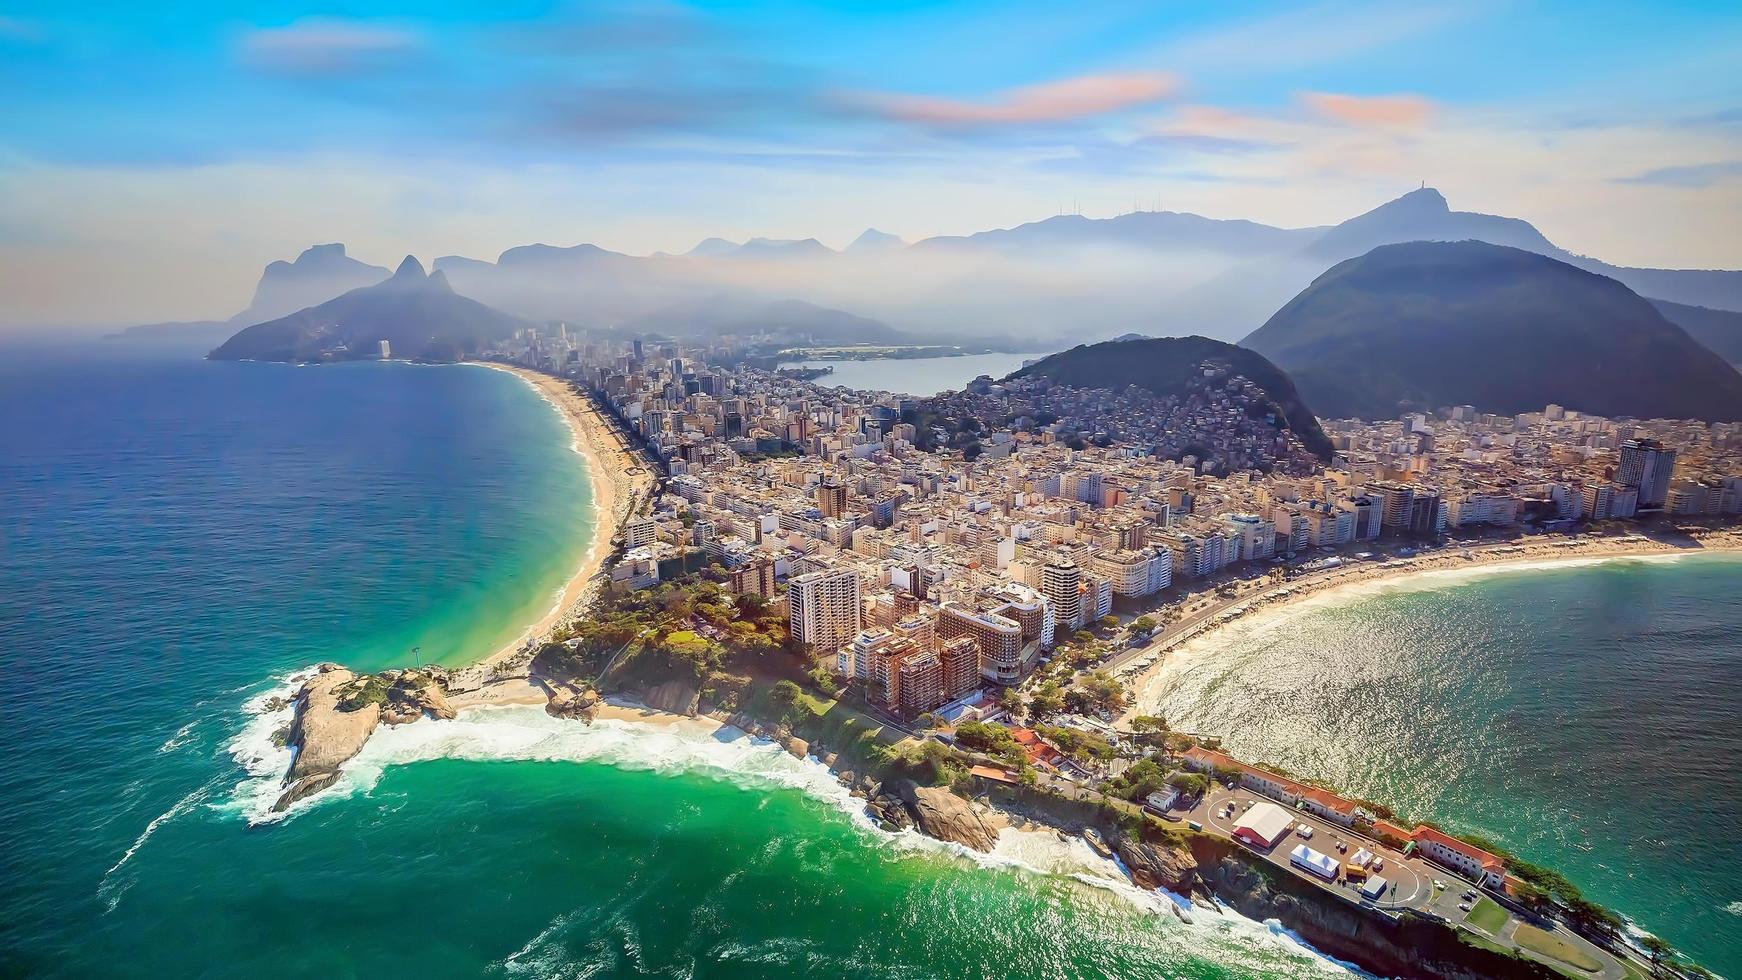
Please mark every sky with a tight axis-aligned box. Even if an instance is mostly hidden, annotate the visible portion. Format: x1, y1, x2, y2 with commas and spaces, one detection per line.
2, 0, 1741, 326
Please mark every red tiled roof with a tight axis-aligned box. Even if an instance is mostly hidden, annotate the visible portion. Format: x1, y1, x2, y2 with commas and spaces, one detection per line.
1411, 825, 1505, 870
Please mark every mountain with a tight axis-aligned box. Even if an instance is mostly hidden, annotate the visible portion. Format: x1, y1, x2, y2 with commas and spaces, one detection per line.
1007, 335, 1333, 460
1241, 241, 1742, 421
209, 256, 524, 363
916, 210, 1317, 256
1650, 298, 1742, 365
846, 228, 903, 252
1302, 188, 1555, 261
238, 244, 390, 324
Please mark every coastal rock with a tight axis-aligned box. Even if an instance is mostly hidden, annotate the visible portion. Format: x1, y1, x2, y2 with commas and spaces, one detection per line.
380, 670, 457, 725
546, 683, 600, 722
635, 677, 700, 716
868, 792, 914, 832
890, 780, 998, 852
273, 665, 380, 812
784, 737, 809, 760
1113, 830, 1200, 893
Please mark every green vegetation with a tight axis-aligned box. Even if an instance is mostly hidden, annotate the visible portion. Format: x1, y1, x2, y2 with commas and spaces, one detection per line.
1034, 724, 1113, 763
336, 676, 389, 712
1466, 897, 1508, 934
952, 720, 1029, 770
1514, 924, 1603, 973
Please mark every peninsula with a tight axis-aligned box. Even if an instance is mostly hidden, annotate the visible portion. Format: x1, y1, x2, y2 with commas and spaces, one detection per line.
269, 330, 1738, 980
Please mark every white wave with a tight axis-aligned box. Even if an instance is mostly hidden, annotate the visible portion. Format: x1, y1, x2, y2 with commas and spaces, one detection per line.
157, 719, 198, 754
229, 699, 1364, 972
99, 782, 217, 908
1726, 900, 1742, 917
212, 669, 313, 824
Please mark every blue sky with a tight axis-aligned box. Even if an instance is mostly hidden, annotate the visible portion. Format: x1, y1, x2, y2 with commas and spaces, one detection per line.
3, 1, 1740, 324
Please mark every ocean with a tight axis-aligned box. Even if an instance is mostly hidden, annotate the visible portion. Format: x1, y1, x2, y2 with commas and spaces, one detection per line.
1134, 555, 1742, 975
0, 340, 1353, 979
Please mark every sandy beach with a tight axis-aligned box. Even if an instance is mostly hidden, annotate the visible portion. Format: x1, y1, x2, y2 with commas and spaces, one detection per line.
1115, 525, 1742, 720
460, 363, 656, 680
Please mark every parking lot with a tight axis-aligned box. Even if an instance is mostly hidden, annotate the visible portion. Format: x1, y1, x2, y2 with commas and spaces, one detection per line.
1183, 784, 1471, 918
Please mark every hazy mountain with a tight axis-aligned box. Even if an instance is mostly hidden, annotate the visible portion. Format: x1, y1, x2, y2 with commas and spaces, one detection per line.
1652, 298, 1742, 365
209, 256, 524, 363
846, 228, 903, 252
1241, 241, 1742, 421
238, 244, 390, 324
915, 210, 1317, 255
1176, 188, 1742, 340
1008, 335, 1333, 460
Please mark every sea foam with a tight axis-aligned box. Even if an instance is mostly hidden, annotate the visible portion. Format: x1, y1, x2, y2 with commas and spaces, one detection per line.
224, 697, 1363, 973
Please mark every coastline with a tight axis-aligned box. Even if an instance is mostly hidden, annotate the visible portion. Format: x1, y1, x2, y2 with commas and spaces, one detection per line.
1120, 527, 1742, 719
462, 362, 655, 679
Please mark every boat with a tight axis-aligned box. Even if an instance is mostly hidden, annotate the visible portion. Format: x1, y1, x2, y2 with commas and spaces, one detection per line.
1083, 828, 1114, 858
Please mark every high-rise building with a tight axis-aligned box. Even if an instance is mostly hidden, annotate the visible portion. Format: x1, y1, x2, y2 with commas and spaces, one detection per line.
938, 604, 1024, 684
897, 649, 944, 717
1618, 439, 1676, 509
940, 635, 981, 701
1040, 558, 1083, 634
815, 481, 847, 518
789, 567, 862, 656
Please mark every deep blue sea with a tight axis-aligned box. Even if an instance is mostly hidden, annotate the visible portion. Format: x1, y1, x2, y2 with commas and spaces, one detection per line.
0, 340, 1355, 979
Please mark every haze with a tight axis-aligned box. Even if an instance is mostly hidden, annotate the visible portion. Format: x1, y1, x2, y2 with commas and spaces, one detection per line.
2, 0, 1740, 331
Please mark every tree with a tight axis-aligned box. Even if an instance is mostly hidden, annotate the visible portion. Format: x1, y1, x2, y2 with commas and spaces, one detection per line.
996, 686, 1024, 717
1166, 771, 1208, 797
1131, 616, 1158, 635
770, 679, 803, 707
1098, 615, 1119, 630
1029, 681, 1066, 717
1640, 936, 1673, 976
1080, 670, 1128, 712
1130, 715, 1167, 733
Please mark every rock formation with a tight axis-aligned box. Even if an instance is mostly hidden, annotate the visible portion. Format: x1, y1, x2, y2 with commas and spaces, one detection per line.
274, 665, 381, 811
888, 779, 998, 852
1112, 829, 1199, 893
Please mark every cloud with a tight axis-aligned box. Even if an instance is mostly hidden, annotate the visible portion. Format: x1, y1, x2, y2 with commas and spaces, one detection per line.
1616, 160, 1742, 188
1299, 92, 1434, 128
238, 18, 423, 77
854, 72, 1180, 128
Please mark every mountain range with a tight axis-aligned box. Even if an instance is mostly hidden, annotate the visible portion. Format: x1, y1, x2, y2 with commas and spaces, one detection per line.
1241, 241, 1742, 422
208, 256, 523, 363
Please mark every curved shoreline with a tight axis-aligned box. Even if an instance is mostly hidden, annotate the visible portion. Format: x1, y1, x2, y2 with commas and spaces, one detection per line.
462, 363, 654, 677
1122, 528, 1742, 717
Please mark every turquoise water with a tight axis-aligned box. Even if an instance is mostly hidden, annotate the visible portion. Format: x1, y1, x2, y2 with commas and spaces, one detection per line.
0, 341, 1351, 978
1138, 555, 1742, 975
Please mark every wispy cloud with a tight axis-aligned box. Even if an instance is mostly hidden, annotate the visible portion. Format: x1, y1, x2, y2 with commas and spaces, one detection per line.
852, 72, 1180, 128
1616, 160, 1742, 188
1299, 92, 1434, 128
238, 18, 423, 77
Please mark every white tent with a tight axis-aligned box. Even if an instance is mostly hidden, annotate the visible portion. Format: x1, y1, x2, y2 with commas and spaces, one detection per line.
1290, 844, 1339, 880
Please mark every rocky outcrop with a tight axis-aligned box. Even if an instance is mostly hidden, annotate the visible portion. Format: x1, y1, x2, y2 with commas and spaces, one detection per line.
1191, 837, 1560, 980
783, 737, 809, 760
545, 682, 601, 722
378, 669, 456, 725
633, 676, 700, 716
274, 665, 380, 812
888, 779, 998, 852
1112, 829, 1199, 893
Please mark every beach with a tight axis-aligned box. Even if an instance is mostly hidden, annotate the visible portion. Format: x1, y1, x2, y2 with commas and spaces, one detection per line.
462, 363, 656, 680
1116, 525, 1742, 720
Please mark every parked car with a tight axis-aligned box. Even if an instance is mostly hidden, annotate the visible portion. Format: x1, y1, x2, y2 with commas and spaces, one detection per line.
1372, 858, 1384, 871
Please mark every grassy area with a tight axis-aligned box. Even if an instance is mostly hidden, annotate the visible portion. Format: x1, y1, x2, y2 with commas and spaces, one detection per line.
1466, 897, 1509, 934
1515, 924, 1603, 974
